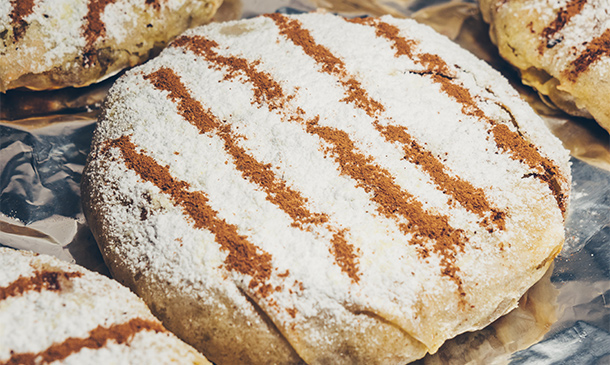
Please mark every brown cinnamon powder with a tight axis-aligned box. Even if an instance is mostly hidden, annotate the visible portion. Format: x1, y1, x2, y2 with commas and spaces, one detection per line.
565, 28, 610, 81
82, 0, 118, 65
306, 118, 466, 291
434, 72, 566, 212
266, 13, 384, 117
286, 307, 298, 318
6, 318, 165, 365
376, 122, 506, 230
340, 79, 385, 118
492, 124, 566, 213
144, 68, 328, 227
106, 135, 274, 296
144, 68, 217, 133
330, 230, 360, 283
266, 13, 343, 75
539, 0, 586, 53
366, 19, 567, 215
172, 36, 285, 110
349, 17, 416, 59
81, 0, 163, 64
144, 67, 358, 280
9, 0, 35, 42
219, 124, 329, 227
356, 19, 451, 76
430, 74, 486, 120
0, 270, 83, 302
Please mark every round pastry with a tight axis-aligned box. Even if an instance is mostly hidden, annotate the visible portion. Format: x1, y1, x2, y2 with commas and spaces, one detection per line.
480, 0, 610, 133
82, 12, 571, 364
0, 247, 210, 364
0, 0, 222, 92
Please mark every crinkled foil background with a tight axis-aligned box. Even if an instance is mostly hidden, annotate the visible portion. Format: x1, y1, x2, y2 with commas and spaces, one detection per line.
1, 0, 608, 363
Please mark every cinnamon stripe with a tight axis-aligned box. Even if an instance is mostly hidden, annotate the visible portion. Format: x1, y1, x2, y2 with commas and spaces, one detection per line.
374, 122, 506, 231
491, 123, 565, 211
0, 271, 83, 302
219, 129, 330, 227
82, 0, 164, 64
104, 135, 274, 295
265, 13, 384, 118
565, 28, 610, 81
330, 230, 359, 283
9, 0, 35, 41
143, 67, 360, 282
172, 36, 285, 110
539, 0, 587, 53
362, 18, 567, 215
83, 0, 118, 64
306, 117, 467, 293
144, 67, 217, 133
349, 17, 452, 76
5, 318, 165, 365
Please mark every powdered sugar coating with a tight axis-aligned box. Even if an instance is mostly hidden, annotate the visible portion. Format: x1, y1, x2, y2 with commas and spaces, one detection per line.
3, 0, 87, 70
498, 0, 610, 72
0, 0, 190, 68
481, 0, 610, 131
0, 2, 10, 28
84, 12, 570, 363
0, 248, 209, 364
0, 0, 222, 91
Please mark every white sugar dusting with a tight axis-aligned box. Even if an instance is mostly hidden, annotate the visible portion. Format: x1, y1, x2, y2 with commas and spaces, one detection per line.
0, 248, 206, 363
0, 0, 221, 91
541, 0, 610, 70
0, 1, 12, 31
493, 0, 610, 81
86, 12, 570, 361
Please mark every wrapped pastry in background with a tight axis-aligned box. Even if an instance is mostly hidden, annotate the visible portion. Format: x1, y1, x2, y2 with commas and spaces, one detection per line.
480, 0, 610, 134
0, 247, 211, 364
0, 0, 223, 92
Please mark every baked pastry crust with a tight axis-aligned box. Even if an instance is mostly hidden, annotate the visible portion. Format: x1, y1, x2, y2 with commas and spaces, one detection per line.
82, 12, 571, 364
0, 0, 222, 92
480, 0, 610, 133
0, 247, 210, 364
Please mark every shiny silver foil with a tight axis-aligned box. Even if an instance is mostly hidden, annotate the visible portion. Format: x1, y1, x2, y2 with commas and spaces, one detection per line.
1, 0, 608, 363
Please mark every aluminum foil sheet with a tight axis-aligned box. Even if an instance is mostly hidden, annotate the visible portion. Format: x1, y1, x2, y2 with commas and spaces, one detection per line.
1, 0, 609, 363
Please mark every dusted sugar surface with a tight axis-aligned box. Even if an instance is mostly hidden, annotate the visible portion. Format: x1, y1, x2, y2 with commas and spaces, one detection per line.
0, 248, 210, 364
480, 0, 610, 132
0, 0, 222, 91
83, 12, 571, 364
